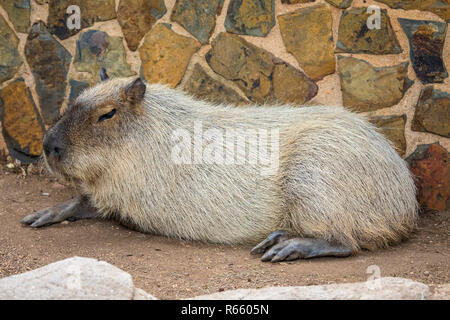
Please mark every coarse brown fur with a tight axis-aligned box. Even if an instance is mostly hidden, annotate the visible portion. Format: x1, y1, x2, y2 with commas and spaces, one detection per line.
42, 77, 418, 253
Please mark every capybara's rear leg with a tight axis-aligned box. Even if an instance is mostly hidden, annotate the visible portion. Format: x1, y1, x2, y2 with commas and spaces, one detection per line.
251, 230, 352, 263
21, 195, 100, 228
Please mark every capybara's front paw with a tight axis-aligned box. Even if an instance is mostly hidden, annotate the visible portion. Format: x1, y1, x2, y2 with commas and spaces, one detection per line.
21, 200, 77, 228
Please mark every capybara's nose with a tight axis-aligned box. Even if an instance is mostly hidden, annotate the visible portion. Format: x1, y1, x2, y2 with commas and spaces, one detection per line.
43, 134, 64, 159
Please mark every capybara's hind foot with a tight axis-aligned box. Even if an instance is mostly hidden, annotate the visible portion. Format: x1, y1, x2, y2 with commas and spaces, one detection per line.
21, 195, 99, 228
251, 231, 352, 263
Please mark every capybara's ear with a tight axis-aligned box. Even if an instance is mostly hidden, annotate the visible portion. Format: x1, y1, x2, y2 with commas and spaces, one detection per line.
100, 67, 109, 81
124, 78, 146, 105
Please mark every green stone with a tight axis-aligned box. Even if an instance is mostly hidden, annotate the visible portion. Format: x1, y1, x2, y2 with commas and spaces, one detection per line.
0, 0, 31, 33
412, 86, 450, 138
206, 32, 317, 105
325, 0, 352, 8
184, 64, 247, 105
336, 7, 402, 54
369, 115, 406, 156
375, 0, 449, 21
0, 14, 22, 84
338, 56, 413, 111
278, 4, 335, 80
225, 0, 275, 37
171, 0, 224, 44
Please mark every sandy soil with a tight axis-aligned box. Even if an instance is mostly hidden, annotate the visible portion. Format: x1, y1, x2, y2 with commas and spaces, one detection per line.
0, 165, 448, 299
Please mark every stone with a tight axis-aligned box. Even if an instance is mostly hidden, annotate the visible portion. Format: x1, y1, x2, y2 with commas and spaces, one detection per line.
171, 0, 223, 44
0, 14, 22, 84
133, 288, 158, 300
68, 79, 90, 103
139, 23, 200, 88
47, 0, 116, 40
338, 56, 413, 111
399, 19, 448, 84
376, 1, 449, 21
406, 143, 449, 211
117, 0, 166, 51
206, 32, 317, 104
0, 257, 134, 299
412, 87, 449, 138
192, 277, 431, 300
369, 115, 406, 156
325, 0, 352, 8
336, 7, 402, 54
74, 30, 135, 82
24, 21, 71, 125
278, 4, 335, 80
271, 61, 318, 105
225, 0, 275, 37
281, 0, 315, 4
0, 78, 45, 163
0, 0, 31, 33
184, 64, 247, 105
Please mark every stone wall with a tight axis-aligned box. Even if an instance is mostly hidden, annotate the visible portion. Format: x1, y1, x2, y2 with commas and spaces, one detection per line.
0, 0, 448, 210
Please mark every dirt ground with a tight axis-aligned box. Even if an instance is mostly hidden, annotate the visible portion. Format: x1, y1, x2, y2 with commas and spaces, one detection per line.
0, 164, 448, 299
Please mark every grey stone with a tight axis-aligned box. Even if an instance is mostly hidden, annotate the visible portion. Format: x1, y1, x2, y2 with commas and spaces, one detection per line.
68, 79, 90, 103
24, 21, 71, 124
0, 257, 135, 300
191, 277, 431, 300
74, 30, 135, 82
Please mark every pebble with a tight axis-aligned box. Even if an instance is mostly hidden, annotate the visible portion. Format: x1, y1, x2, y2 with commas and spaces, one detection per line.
424, 271, 430, 276
51, 182, 66, 190
41, 193, 50, 196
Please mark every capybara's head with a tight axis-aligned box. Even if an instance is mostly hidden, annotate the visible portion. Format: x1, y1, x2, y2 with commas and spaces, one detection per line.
43, 69, 146, 182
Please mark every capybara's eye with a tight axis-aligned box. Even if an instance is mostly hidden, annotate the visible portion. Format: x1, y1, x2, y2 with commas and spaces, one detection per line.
98, 109, 116, 123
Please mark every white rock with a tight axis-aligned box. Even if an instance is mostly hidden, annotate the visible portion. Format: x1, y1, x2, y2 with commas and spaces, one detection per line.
133, 288, 158, 300
0, 257, 135, 300
191, 277, 431, 300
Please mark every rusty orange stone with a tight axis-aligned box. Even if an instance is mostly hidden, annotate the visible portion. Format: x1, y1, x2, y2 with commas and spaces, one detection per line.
139, 24, 200, 88
0, 79, 44, 158
407, 143, 449, 212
